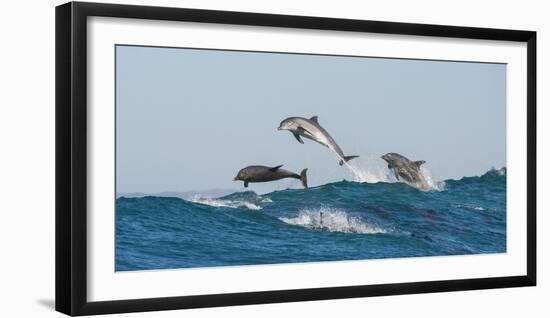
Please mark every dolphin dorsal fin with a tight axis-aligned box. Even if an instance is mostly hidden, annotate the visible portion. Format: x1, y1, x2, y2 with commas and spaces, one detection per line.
270, 165, 284, 172
310, 116, 319, 123
414, 160, 426, 167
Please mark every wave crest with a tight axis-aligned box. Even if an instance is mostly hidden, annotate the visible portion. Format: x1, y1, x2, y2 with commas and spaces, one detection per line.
485, 167, 506, 177
279, 206, 387, 234
191, 197, 262, 210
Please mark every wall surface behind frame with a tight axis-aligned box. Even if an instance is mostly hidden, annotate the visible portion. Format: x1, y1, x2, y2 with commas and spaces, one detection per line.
0, 0, 547, 316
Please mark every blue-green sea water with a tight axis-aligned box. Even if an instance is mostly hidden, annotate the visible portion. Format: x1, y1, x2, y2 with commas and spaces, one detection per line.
116, 169, 506, 271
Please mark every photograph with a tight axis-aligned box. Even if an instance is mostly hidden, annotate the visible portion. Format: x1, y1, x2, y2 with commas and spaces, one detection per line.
115, 44, 507, 271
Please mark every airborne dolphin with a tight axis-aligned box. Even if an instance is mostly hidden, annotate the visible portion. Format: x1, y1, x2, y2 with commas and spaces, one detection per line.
381, 153, 428, 188
233, 165, 308, 188
278, 116, 358, 166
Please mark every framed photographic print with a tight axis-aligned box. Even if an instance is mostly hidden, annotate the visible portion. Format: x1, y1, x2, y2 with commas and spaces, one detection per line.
55, 1, 536, 316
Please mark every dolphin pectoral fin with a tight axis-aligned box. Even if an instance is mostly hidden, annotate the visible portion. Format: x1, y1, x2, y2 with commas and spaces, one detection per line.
244, 181, 249, 188
293, 133, 304, 144
394, 170, 400, 180
414, 160, 426, 168
269, 165, 284, 172
310, 116, 319, 123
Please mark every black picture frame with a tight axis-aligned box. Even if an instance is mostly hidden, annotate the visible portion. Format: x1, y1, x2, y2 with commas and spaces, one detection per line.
55, 1, 536, 316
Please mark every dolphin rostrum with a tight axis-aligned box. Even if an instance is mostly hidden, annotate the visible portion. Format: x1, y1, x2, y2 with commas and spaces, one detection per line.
381, 153, 428, 188
278, 116, 359, 166
233, 165, 308, 188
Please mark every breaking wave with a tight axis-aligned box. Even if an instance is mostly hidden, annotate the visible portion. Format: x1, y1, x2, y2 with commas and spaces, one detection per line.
279, 206, 388, 234
189, 190, 274, 210
191, 197, 262, 210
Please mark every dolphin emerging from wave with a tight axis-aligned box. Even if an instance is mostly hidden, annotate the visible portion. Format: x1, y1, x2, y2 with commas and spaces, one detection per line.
278, 116, 359, 166
234, 165, 308, 188
381, 153, 429, 188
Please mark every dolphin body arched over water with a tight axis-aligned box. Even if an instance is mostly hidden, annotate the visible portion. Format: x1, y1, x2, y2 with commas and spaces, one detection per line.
278, 116, 359, 166
234, 165, 308, 188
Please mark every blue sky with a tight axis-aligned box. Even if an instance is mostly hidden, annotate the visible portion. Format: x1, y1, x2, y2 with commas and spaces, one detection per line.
116, 45, 506, 193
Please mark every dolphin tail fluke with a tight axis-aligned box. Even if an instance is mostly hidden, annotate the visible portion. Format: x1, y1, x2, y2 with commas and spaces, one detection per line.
339, 155, 359, 166
300, 168, 308, 188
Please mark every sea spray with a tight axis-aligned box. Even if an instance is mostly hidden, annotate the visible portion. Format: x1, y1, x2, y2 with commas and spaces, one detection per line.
342, 157, 391, 183
279, 206, 388, 234
327, 149, 389, 183
332, 149, 445, 191
419, 167, 446, 191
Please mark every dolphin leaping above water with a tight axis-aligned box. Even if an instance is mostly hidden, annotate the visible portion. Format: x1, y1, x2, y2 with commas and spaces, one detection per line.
278, 116, 359, 166
234, 165, 308, 188
381, 153, 429, 188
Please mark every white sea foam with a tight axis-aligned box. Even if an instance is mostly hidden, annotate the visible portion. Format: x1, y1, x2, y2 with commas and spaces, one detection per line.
279, 206, 387, 234
453, 204, 487, 211
191, 197, 261, 210
418, 167, 446, 192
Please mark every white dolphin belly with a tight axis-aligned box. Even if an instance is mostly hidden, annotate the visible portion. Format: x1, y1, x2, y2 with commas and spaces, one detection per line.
298, 129, 332, 150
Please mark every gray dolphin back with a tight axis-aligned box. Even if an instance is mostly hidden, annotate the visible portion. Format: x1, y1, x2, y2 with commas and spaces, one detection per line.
235, 165, 308, 188
279, 116, 359, 166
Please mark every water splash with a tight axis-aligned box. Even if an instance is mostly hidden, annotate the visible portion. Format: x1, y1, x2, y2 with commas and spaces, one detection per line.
343, 159, 391, 183
419, 167, 446, 191
330, 149, 445, 191
279, 206, 387, 234
327, 149, 389, 183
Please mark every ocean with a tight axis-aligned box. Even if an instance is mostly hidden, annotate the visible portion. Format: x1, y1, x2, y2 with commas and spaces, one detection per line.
115, 168, 506, 271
